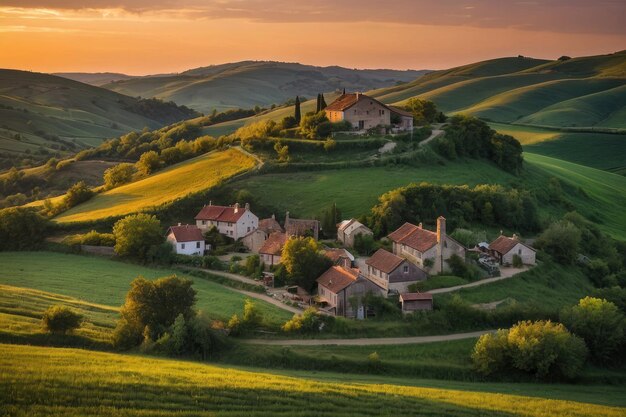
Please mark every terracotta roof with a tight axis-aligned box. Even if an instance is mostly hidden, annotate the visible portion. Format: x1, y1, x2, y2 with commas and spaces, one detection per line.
324, 248, 354, 263
259, 232, 287, 255
400, 292, 433, 301
388, 222, 438, 253
489, 235, 534, 255
388, 106, 414, 118
324, 93, 389, 113
366, 249, 404, 273
316, 266, 359, 294
167, 225, 204, 242
259, 217, 283, 234
337, 219, 355, 232
195, 204, 247, 223
285, 218, 319, 237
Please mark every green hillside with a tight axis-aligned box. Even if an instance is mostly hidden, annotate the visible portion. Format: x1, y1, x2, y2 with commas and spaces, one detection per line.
103, 61, 428, 113
0, 69, 198, 167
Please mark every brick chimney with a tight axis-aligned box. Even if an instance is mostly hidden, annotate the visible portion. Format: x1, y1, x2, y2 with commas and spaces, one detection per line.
435, 216, 446, 274
285, 211, 290, 225
437, 216, 446, 244
209, 201, 212, 206
418, 222, 423, 229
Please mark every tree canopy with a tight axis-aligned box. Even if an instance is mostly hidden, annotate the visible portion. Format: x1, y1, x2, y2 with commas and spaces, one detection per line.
112, 214, 163, 259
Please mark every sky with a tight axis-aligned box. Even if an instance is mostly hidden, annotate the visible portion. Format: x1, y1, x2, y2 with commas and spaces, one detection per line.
1, 0, 625, 74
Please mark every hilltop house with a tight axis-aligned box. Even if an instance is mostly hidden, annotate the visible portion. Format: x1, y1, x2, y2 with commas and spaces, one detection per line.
195, 202, 258, 240
166, 224, 206, 256
337, 219, 373, 248
489, 234, 536, 266
316, 266, 383, 318
242, 215, 284, 253
258, 232, 288, 266
365, 248, 428, 294
388, 217, 466, 274
284, 211, 320, 240
325, 92, 413, 131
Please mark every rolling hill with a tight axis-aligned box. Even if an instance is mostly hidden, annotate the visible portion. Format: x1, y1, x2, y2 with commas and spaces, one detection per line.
101, 61, 429, 113
0, 69, 199, 167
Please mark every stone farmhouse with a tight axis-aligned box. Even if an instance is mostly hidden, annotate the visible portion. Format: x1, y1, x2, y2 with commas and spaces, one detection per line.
365, 248, 428, 294
489, 234, 536, 265
242, 215, 284, 253
337, 218, 373, 248
388, 217, 466, 275
258, 232, 288, 266
195, 202, 258, 240
166, 224, 206, 256
325, 92, 413, 131
316, 265, 383, 318
284, 211, 320, 240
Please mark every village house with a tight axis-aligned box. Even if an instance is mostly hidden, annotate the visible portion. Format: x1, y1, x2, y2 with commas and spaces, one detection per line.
324, 248, 355, 268
316, 266, 383, 318
242, 214, 284, 253
388, 217, 466, 274
325, 92, 413, 132
337, 218, 373, 248
195, 202, 258, 240
399, 292, 433, 313
284, 211, 320, 240
258, 232, 288, 266
365, 248, 428, 294
488, 234, 536, 266
166, 224, 206, 256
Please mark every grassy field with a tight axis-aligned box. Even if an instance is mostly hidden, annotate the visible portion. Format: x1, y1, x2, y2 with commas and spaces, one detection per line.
1, 343, 624, 416
0, 252, 292, 326
54, 148, 256, 223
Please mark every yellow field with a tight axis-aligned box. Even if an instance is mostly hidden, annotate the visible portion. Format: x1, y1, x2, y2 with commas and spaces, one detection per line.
54, 148, 256, 223
0, 343, 623, 417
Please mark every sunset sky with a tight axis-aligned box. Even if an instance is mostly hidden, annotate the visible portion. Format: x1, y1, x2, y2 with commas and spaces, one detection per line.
1, 0, 625, 74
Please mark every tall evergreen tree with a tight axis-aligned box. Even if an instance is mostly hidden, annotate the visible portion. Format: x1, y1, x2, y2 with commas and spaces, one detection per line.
320, 94, 327, 110
342, 88, 346, 95
316, 93, 321, 113
294, 96, 301, 124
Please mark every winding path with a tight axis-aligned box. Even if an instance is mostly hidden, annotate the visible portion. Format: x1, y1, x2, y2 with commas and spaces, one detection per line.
429, 266, 529, 294
242, 330, 494, 346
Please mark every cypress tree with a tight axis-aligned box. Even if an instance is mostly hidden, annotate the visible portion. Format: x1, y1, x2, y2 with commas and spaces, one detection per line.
294, 96, 301, 124
342, 88, 346, 95
316, 93, 321, 113
320, 94, 327, 110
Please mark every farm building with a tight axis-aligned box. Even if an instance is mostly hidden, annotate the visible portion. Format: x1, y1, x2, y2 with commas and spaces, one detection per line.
325, 92, 413, 131
259, 232, 288, 266
324, 248, 354, 268
365, 248, 428, 294
489, 234, 536, 265
166, 224, 205, 256
388, 217, 466, 274
195, 202, 258, 240
399, 292, 433, 313
337, 218, 373, 247
316, 266, 383, 318
284, 211, 320, 240
242, 215, 284, 253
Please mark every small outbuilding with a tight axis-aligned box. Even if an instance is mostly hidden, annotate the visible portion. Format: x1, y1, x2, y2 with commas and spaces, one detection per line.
166, 224, 206, 256
258, 232, 288, 266
337, 218, 373, 248
399, 292, 433, 313
489, 234, 536, 266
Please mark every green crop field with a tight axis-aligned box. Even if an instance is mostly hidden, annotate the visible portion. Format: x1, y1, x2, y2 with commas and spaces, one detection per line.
54, 148, 256, 223
0, 252, 292, 326
1, 343, 623, 416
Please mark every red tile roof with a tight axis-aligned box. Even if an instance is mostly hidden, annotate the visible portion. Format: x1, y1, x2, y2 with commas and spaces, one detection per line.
366, 249, 404, 273
388, 222, 438, 253
285, 218, 319, 237
259, 232, 287, 255
195, 204, 247, 223
316, 266, 360, 294
168, 225, 204, 242
259, 217, 283, 234
489, 235, 534, 255
400, 292, 433, 301
325, 93, 389, 113
388, 106, 414, 118
324, 248, 353, 263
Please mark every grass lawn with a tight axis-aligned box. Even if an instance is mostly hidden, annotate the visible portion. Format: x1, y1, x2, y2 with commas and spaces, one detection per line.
416, 275, 469, 291
0, 252, 292, 326
54, 148, 256, 223
1, 343, 623, 416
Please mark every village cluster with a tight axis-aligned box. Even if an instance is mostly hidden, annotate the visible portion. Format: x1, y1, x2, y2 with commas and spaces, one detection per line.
166, 201, 537, 318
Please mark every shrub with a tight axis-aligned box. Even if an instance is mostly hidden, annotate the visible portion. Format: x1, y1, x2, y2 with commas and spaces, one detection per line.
282, 307, 330, 333
242, 298, 263, 328
103, 163, 136, 189
512, 254, 523, 268
136, 150, 161, 175
112, 214, 163, 259
447, 254, 481, 281
42, 305, 83, 334
472, 320, 587, 380
560, 297, 625, 364
0, 207, 50, 250
535, 220, 581, 265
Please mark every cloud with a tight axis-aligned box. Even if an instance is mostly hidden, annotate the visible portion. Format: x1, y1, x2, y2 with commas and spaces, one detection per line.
1, 0, 625, 35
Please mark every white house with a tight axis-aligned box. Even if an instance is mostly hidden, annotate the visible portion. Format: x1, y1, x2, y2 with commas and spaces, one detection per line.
195, 202, 258, 240
166, 224, 206, 256
388, 217, 466, 274
337, 218, 373, 248
489, 234, 536, 265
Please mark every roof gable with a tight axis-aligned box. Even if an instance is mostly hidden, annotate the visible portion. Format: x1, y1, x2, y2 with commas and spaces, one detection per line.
259, 232, 287, 255
316, 266, 359, 293
489, 235, 535, 254
366, 248, 404, 273
195, 204, 248, 223
388, 222, 438, 252
325, 93, 390, 113
168, 225, 204, 242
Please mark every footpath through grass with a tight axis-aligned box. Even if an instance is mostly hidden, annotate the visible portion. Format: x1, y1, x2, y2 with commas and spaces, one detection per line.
54, 148, 256, 224
0, 252, 292, 326
1, 343, 623, 416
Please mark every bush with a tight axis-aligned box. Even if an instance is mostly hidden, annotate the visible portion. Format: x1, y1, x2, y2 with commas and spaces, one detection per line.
113, 214, 163, 259
42, 305, 83, 335
535, 220, 581, 265
103, 163, 136, 189
512, 254, 523, 268
64, 230, 115, 246
472, 320, 587, 380
560, 297, 625, 364
282, 307, 331, 333
63, 181, 93, 209
0, 207, 50, 250
447, 254, 481, 281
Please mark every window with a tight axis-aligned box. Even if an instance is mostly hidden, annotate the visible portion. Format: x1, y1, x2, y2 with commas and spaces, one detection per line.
196, 242, 201, 249
518, 248, 522, 255
202, 220, 206, 225
444, 241, 448, 248
403, 265, 409, 273
181, 243, 186, 249
247, 227, 251, 232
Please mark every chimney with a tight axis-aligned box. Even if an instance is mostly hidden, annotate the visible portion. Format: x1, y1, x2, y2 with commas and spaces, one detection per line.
234, 203, 240, 213
245, 203, 250, 211
512, 233, 518, 240
356, 92, 360, 99
418, 222, 423, 229
285, 211, 290, 224
178, 222, 181, 226
271, 213, 275, 220
209, 201, 212, 206
437, 216, 446, 244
